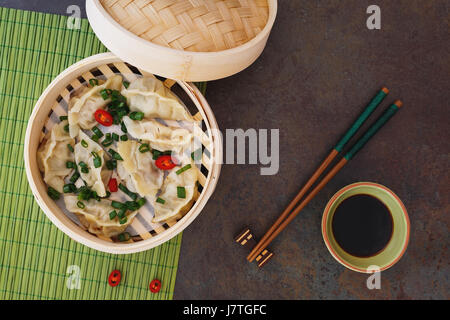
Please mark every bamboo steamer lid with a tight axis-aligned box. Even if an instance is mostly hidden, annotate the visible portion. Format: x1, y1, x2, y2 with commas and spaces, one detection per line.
86, 0, 277, 81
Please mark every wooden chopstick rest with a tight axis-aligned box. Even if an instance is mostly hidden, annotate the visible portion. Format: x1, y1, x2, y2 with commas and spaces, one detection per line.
235, 228, 274, 268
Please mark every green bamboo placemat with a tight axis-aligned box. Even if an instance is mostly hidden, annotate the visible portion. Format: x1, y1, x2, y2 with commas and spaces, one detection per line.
0, 7, 183, 300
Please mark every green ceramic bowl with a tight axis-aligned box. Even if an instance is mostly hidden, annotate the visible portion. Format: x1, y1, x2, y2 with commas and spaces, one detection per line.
322, 182, 410, 273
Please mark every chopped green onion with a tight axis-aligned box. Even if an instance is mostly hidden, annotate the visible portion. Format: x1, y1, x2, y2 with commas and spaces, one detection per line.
77, 187, 91, 200
112, 133, 119, 141
108, 102, 117, 110
156, 197, 165, 204
129, 111, 144, 121
66, 161, 76, 169
79, 161, 89, 173
109, 210, 117, 220
63, 124, 69, 132
123, 81, 130, 89
105, 90, 129, 125
67, 144, 74, 153
76, 186, 101, 202
108, 149, 123, 161
176, 164, 192, 175
177, 186, 186, 199
91, 151, 102, 168
118, 232, 131, 242
137, 198, 146, 207
92, 126, 104, 138
89, 78, 99, 86
47, 187, 60, 200
101, 138, 113, 147
91, 135, 99, 142
191, 148, 202, 161
111, 90, 121, 99
118, 183, 138, 201
117, 109, 127, 118
59, 115, 68, 121
106, 159, 117, 170
77, 201, 85, 209
112, 115, 120, 125
93, 157, 101, 168
119, 217, 128, 225
92, 190, 100, 201
100, 89, 109, 100
77, 190, 86, 200
120, 135, 128, 141
81, 139, 88, 148
120, 122, 128, 133
117, 209, 127, 219
111, 200, 124, 209
125, 201, 140, 211
139, 143, 150, 153
152, 149, 162, 160
63, 183, 77, 193
103, 191, 111, 198
69, 171, 80, 183
114, 152, 123, 161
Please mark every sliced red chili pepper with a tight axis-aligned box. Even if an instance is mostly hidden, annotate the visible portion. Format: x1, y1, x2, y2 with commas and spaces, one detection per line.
108, 270, 121, 287
94, 109, 113, 127
108, 178, 118, 192
149, 279, 161, 293
155, 155, 178, 170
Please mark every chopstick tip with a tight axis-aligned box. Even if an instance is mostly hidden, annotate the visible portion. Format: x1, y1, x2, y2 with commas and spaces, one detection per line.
381, 87, 389, 94
394, 100, 403, 108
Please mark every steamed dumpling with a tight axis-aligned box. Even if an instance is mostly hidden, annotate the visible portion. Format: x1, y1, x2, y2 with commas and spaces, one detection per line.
74, 131, 111, 197
116, 140, 163, 198
121, 77, 194, 122
64, 195, 137, 237
68, 75, 123, 137
37, 120, 75, 193
153, 159, 198, 223
123, 117, 193, 152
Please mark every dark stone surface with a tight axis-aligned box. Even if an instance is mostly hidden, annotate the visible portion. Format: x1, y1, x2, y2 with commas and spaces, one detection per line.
0, 0, 87, 17
173, 0, 449, 300
4, 0, 449, 299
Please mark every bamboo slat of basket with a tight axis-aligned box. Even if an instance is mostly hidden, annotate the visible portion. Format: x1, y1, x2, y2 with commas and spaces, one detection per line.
100, 0, 269, 52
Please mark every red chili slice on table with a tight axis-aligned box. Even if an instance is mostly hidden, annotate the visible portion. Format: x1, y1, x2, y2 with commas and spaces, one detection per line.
155, 155, 178, 170
108, 270, 121, 287
149, 279, 161, 293
108, 178, 118, 192
94, 109, 113, 127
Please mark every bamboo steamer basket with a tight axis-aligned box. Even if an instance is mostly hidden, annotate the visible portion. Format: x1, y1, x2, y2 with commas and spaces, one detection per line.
24, 53, 222, 254
25, 0, 276, 254
86, 0, 278, 81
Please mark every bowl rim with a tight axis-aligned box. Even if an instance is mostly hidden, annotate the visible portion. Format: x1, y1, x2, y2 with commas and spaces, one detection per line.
321, 182, 410, 273
24, 52, 222, 254
89, 0, 278, 57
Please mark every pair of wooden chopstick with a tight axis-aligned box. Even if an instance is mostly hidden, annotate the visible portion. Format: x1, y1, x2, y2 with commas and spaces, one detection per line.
247, 88, 403, 262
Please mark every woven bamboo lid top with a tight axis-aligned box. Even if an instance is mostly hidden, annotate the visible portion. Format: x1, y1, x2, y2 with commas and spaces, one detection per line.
100, 0, 270, 52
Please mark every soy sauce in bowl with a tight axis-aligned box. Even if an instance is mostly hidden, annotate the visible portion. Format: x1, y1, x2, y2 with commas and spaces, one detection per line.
332, 194, 393, 257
